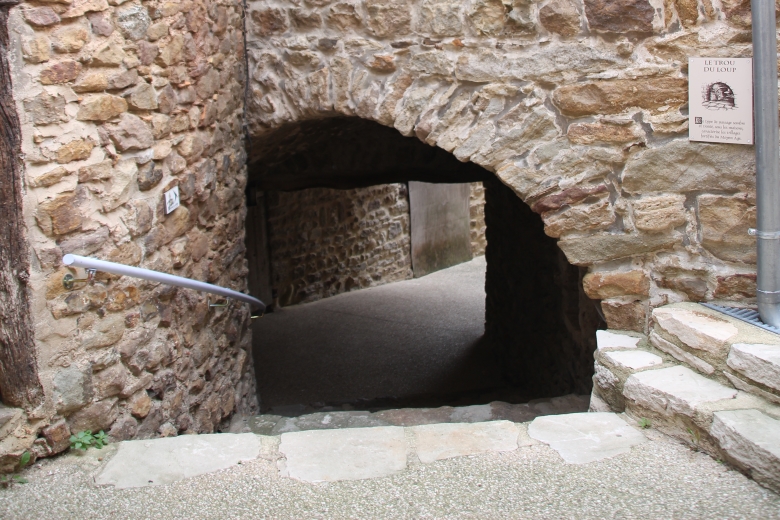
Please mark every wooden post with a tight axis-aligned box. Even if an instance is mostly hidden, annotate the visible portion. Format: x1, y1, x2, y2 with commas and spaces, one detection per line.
0, 1, 44, 409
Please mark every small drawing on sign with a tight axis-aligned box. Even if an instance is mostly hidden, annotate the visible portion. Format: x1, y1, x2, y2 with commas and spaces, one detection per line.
164, 186, 180, 215
702, 82, 736, 110
695, 117, 703, 124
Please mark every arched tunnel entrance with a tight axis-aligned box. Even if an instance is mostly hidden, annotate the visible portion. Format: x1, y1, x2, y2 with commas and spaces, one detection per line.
244, 118, 604, 414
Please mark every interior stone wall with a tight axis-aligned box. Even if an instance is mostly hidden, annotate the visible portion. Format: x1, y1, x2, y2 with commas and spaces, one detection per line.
244, 0, 761, 340
469, 182, 486, 257
266, 183, 413, 306
2, 0, 254, 469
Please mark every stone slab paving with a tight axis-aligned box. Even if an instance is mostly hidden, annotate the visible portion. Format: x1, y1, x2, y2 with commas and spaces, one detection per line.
4, 415, 780, 519
603, 350, 663, 370
278, 426, 407, 483
528, 412, 647, 464
711, 409, 780, 493
596, 329, 641, 350
95, 433, 264, 489
411, 421, 519, 463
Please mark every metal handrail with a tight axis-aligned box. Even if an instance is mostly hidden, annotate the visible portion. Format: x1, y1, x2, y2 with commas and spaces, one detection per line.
62, 254, 265, 314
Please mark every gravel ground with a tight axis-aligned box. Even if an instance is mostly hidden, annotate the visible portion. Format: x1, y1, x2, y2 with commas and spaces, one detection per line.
1, 428, 778, 519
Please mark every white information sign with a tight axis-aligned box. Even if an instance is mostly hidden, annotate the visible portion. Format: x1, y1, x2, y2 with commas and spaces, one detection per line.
164, 186, 180, 215
688, 57, 753, 145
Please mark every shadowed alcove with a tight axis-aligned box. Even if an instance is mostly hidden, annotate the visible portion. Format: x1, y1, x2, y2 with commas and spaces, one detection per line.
244, 118, 603, 413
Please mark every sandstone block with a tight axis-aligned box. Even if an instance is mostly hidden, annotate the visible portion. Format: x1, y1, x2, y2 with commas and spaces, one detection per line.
632, 194, 686, 233
698, 194, 756, 264
56, 138, 95, 164
468, 0, 507, 36
146, 21, 168, 41
88, 11, 114, 36
365, 0, 411, 37
37, 191, 84, 236
29, 166, 70, 188
656, 269, 709, 300
365, 54, 396, 73
93, 363, 128, 399
107, 69, 138, 91
727, 343, 780, 393
653, 306, 738, 356
532, 184, 608, 213
62, 0, 110, 19
711, 409, 780, 493
622, 140, 755, 194
81, 313, 126, 349
649, 330, 715, 375
42, 420, 71, 454
528, 413, 646, 464
280, 426, 407, 482
553, 77, 687, 117
108, 414, 138, 441
584, 0, 654, 33
542, 195, 615, 238
127, 81, 158, 111
250, 8, 289, 36
92, 42, 126, 66
58, 226, 110, 256
73, 72, 109, 93
102, 159, 138, 212
714, 273, 756, 299
24, 91, 68, 125
567, 121, 640, 144
558, 231, 681, 265
115, 3, 151, 40
52, 25, 90, 53
128, 390, 153, 418
327, 2, 362, 31
106, 113, 154, 151
290, 8, 322, 29
78, 160, 113, 182
123, 199, 153, 237
40, 60, 82, 85
623, 365, 737, 418
22, 35, 51, 64
53, 365, 92, 414
417, 0, 462, 36
67, 398, 119, 434
601, 297, 646, 332
596, 330, 641, 349
23, 7, 60, 27
77, 94, 127, 121
412, 421, 519, 463
603, 350, 662, 370
137, 162, 163, 191
583, 270, 649, 299
539, 0, 581, 37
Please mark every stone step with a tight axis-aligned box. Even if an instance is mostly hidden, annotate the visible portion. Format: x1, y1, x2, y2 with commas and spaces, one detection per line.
711, 409, 780, 494
727, 343, 780, 394
232, 394, 591, 435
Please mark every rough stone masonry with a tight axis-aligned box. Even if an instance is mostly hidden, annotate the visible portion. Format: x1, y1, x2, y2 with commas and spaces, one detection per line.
0, 0, 768, 469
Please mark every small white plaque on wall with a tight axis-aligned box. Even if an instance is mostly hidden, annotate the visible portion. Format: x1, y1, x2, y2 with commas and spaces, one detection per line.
164, 186, 180, 215
689, 57, 753, 145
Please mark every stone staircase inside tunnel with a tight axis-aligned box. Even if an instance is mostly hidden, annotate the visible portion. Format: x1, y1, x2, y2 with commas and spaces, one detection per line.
589, 302, 780, 493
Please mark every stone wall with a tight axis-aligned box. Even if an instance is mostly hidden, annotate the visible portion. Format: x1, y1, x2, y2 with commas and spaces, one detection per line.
266, 184, 413, 306
244, 0, 762, 339
469, 182, 486, 257
2, 0, 254, 468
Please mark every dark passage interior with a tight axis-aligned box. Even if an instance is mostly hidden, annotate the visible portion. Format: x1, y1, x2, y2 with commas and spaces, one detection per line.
245, 118, 603, 414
